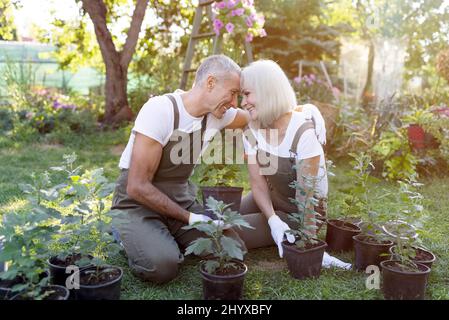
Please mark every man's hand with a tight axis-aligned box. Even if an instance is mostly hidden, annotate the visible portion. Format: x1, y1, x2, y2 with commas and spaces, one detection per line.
189, 212, 231, 229
268, 215, 295, 258
188, 212, 212, 225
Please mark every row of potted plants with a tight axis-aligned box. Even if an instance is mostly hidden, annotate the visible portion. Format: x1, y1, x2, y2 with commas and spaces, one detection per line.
191, 154, 436, 300
324, 153, 436, 300
0, 153, 123, 300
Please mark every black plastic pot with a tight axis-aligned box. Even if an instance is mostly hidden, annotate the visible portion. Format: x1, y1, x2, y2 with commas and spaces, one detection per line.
353, 235, 393, 272
48, 254, 93, 286
10, 285, 70, 300
200, 260, 247, 300
381, 260, 430, 300
73, 266, 123, 300
282, 239, 327, 279
0, 276, 24, 300
1, 271, 49, 300
201, 186, 244, 212
325, 219, 361, 252
389, 246, 436, 269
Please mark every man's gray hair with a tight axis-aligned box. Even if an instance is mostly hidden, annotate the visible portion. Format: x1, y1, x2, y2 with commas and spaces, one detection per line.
194, 54, 241, 86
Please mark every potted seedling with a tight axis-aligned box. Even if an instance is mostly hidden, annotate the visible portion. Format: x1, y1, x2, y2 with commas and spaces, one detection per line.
353, 210, 394, 272
183, 197, 253, 300
380, 177, 433, 300
381, 221, 431, 300
325, 153, 366, 252
51, 156, 122, 300
386, 178, 436, 269
282, 166, 327, 279
348, 153, 394, 271
200, 164, 243, 212
0, 210, 69, 300
46, 154, 96, 289
0, 170, 69, 300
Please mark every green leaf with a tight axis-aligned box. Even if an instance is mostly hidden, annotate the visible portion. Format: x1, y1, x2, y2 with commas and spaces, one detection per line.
203, 260, 220, 274
220, 236, 243, 260
18, 183, 35, 194
184, 238, 213, 256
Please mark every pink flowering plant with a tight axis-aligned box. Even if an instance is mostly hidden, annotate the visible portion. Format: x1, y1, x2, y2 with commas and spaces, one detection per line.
212, 0, 266, 42
293, 74, 340, 104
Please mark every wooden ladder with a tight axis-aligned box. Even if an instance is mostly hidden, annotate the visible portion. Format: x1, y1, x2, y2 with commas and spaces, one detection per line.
180, 0, 253, 90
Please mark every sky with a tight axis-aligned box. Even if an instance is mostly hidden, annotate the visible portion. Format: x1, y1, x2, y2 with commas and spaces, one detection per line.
12, 0, 449, 40
12, 0, 161, 41
13, 0, 81, 38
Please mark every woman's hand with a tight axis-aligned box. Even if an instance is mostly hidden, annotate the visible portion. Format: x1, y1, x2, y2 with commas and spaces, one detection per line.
268, 215, 295, 258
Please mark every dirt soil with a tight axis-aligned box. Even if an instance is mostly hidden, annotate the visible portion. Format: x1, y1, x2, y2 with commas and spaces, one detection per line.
80, 267, 121, 286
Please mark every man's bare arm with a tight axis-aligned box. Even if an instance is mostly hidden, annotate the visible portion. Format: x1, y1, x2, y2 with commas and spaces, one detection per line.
225, 109, 250, 129
126, 132, 190, 223
226, 106, 303, 130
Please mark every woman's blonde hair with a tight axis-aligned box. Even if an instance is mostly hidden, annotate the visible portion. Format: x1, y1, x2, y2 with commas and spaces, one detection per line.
241, 60, 297, 128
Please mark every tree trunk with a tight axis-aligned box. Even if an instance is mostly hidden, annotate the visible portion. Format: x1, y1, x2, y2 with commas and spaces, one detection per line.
362, 38, 375, 108
81, 0, 149, 126
104, 62, 133, 125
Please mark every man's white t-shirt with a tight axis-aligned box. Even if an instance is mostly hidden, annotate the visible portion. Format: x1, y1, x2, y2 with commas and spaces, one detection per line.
119, 91, 238, 169
243, 111, 328, 198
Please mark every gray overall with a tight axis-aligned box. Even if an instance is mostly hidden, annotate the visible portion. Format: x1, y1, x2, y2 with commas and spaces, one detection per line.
235, 121, 327, 247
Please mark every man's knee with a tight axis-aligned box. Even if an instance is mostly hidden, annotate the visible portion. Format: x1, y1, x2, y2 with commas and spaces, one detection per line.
129, 252, 181, 284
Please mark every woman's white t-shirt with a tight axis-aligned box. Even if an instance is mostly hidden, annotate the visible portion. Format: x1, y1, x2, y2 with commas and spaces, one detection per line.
119, 91, 238, 169
243, 111, 328, 198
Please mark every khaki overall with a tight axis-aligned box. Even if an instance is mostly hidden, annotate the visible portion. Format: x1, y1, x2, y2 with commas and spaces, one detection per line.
111, 95, 246, 284
235, 121, 327, 247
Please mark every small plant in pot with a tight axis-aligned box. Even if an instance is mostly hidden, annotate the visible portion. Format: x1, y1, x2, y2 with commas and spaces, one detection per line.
51, 158, 123, 300
347, 153, 394, 271
199, 164, 243, 212
386, 178, 436, 269
0, 210, 69, 300
326, 153, 370, 252
282, 167, 327, 280
182, 197, 253, 300
380, 222, 431, 300
353, 210, 394, 272
45, 153, 100, 289
380, 177, 433, 300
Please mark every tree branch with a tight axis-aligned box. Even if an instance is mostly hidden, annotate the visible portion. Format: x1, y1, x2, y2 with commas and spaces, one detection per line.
81, 0, 119, 68
120, 0, 149, 69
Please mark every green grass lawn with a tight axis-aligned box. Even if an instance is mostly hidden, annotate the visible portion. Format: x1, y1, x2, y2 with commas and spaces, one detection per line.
1, 128, 448, 300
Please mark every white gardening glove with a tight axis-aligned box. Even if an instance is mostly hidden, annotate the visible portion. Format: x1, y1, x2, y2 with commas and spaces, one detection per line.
322, 252, 352, 270
302, 104, 326, 145
188, 212, 212, 225
188, 212, 231, 229
268, 215, 295, 258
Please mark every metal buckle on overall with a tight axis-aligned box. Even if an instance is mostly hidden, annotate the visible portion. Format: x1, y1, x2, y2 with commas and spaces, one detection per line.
289, 149, 297, 163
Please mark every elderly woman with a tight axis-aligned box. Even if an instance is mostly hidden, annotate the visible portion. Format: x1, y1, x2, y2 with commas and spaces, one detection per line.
235, 60, 350, 269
